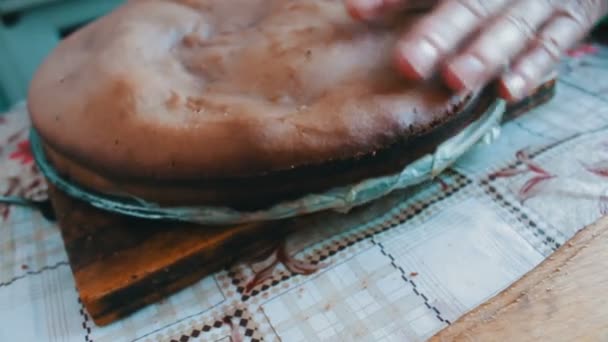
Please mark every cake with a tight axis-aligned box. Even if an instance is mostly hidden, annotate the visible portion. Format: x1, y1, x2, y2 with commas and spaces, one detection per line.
24, 0, 557, 325
28, 0, 493, 210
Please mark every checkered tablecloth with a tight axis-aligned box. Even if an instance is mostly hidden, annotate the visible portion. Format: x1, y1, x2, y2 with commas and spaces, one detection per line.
2, 45, 608, 342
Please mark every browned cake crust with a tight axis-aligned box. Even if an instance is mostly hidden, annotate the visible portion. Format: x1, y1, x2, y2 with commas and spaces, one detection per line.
28, 0, 474, 186
40, 91, 490, 209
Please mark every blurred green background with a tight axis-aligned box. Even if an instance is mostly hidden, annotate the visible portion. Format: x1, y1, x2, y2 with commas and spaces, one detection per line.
0, 0, 124, 112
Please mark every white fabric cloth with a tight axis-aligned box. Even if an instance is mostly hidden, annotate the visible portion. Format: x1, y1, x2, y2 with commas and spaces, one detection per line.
1, 45, 607, 342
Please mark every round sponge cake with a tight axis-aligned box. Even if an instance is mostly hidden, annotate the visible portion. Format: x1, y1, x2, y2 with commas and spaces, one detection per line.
28, 0, 488, 209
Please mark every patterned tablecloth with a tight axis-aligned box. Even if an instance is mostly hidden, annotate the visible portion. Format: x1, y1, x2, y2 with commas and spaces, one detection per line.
2, 44, 608, 342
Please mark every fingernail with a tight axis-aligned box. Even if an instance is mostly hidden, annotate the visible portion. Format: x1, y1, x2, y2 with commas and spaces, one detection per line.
347, 0, 382, 20
396, 39, 439, 79
445, 55, 486, 91
501, 73, 528, 101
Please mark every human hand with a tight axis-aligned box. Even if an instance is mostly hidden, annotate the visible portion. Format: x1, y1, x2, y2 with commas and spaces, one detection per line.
346, 0, 608, 101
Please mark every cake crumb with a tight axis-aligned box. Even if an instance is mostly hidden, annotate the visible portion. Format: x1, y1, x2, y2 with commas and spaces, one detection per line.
410, 272, 418, 277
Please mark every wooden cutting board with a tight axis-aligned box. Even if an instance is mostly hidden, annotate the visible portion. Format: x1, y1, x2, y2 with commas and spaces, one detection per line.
48, 184, 295, 326
431, 216, 608, 342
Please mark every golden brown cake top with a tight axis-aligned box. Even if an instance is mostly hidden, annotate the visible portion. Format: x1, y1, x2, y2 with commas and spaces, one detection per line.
29, 0, 468, 180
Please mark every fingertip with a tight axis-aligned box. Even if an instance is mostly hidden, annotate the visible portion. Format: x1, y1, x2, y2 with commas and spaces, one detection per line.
394, 39, 440, 80
394, 47, 425, 81
497, 78, 518, 102
499, 72, 528, 102
442, 64, 468, 92
344, 0, 381, 20
442, 55, 487, 92
345, 0, 366, 20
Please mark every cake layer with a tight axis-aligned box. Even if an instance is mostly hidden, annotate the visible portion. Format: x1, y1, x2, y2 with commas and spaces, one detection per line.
41, 92, 491, 209
29, 0, 471, 181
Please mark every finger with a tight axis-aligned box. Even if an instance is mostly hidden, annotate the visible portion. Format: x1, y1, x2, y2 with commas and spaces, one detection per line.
346, 0, 436, 20
560, 0, 608, 27
395, 0, 510, 80
442, 0, 555, 92
346, 0, 409, 20
499, 13, 591, 101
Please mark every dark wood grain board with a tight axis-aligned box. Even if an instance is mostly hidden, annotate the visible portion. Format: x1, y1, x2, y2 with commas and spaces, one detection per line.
47, 80, 556, 326
48, 184, 294, 326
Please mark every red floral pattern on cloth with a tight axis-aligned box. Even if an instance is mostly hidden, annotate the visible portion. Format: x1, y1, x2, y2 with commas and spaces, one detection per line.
582, 156, 608, 216
0, 105, 48, 219
492, 139, 608, 217
490, 149, 557, 202
583, 160, 608, 178
244, 242, 329, 294
9, 140, 34, 165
